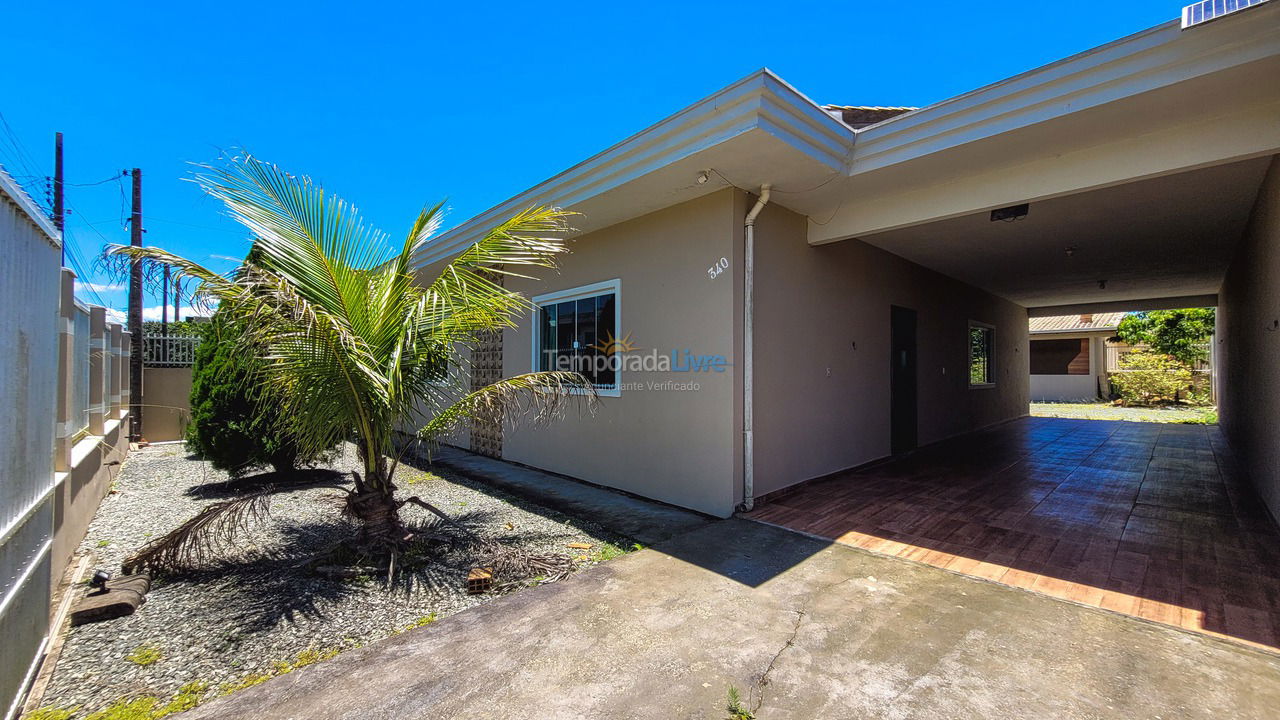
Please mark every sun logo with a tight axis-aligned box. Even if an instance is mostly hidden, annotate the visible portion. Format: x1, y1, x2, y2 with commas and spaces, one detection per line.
591, 331, 638, 356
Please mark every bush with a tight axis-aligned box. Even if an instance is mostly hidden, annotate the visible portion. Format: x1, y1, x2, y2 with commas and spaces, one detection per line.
1109, 351, 1194, 406
185, 314, 323, 476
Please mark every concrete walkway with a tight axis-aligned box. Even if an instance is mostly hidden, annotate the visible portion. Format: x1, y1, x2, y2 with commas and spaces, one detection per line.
183, 519, 1280, 719
424, 445, 714, 545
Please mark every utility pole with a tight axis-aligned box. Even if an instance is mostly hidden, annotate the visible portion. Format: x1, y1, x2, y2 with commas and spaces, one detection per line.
53, 132, 64, 263
129, 168, 143, 441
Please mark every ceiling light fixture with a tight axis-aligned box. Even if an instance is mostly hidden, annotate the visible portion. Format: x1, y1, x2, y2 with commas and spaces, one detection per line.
696, 170, 710, 185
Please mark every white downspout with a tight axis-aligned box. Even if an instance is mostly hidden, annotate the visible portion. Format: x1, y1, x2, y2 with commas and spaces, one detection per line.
740, 184, 771, 512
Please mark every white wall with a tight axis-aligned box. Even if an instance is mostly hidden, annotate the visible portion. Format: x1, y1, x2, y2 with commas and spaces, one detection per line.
1219, 154, 1280, 521
0, 181, 60, 720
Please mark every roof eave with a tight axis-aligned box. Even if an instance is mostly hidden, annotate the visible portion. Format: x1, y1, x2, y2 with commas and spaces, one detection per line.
410, 69, 853, 269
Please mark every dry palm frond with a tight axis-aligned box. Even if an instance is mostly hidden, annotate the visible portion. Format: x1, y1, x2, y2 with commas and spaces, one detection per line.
122, 484, 352, 574
474, 539, 578, 588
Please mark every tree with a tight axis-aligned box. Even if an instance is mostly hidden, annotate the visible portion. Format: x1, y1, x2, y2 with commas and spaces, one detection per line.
184, 308, 316, 476
1116, 308, 1215, 365
110, 155, 589, 570
142, 319, 207, 336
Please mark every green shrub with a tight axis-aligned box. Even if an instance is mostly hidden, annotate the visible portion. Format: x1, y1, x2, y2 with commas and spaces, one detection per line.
1110, 351, 1194, 406
185, 312, 321, 476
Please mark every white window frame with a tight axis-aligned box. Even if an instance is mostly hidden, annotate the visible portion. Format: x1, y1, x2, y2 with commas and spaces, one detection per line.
968, 320, 997, 389
531, 278, 622, 397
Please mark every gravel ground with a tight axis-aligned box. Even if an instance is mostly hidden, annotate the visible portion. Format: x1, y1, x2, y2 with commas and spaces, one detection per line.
39, 443, 631, 714
1030, 402, 1218, 424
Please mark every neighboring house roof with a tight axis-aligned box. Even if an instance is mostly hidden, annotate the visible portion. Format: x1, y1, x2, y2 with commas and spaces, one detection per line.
0, 163, 60, 247
822, 105, 917, 129
1029, 312, 1126, 334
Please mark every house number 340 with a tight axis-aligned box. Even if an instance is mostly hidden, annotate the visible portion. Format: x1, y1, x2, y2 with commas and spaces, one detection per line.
707, 257, 729, 279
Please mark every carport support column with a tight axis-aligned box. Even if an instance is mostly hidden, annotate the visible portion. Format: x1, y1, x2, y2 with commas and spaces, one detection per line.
740, 184, 770, 512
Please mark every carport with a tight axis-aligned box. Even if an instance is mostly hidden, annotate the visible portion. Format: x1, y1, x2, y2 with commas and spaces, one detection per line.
744, 7, 1280, 650
748, 416, 1280, 649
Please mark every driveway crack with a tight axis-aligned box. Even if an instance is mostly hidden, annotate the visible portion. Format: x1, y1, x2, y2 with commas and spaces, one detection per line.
752, 575, 856, 713
753, 608, 805, 713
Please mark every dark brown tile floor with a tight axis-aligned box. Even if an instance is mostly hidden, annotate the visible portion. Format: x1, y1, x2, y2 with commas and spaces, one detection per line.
746, 416, 1280, 650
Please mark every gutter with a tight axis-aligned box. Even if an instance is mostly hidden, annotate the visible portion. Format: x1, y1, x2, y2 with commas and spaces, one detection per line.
739, 184, 771, 512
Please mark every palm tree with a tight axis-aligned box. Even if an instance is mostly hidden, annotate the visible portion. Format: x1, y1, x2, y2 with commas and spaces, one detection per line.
111, 155, 590, 569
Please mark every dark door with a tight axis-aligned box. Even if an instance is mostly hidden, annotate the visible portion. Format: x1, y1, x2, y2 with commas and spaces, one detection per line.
890, 305, 918, 454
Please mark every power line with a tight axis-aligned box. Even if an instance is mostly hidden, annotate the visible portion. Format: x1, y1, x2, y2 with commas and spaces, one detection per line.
0, 111, 45, 184
66, 171, 128, 187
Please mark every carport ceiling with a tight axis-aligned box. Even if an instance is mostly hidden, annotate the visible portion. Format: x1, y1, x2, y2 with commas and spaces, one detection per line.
855, 157, 1272, 308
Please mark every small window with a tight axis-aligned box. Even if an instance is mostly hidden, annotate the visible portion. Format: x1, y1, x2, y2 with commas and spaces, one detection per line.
532, 280, 620, 395
969, 324, 995, 386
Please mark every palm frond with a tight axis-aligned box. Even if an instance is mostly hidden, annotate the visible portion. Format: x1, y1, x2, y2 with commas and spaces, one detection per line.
123, 489, 276, 574
420, 206, 575, 345
417, 371, 595, 445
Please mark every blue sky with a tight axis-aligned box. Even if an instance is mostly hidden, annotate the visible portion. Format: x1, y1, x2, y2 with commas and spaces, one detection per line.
2, 1, 1184, 319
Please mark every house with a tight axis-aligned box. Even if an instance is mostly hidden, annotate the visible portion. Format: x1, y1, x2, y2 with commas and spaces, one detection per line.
1028, 312, 1124, 402
414, 2, 1280, 520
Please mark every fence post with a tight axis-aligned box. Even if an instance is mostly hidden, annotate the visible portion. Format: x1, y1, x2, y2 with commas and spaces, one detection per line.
88, 306, 107, 435
54, 268, 76, 472
108, 322, 122, 418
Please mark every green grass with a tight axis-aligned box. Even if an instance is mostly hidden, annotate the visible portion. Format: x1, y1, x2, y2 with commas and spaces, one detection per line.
125, 644, 162, 666
1030, 402, 1217, 425
589, 542, 644, 563
223, 646, 343, 696
32, 646, 346, 720
31, 681, 211, 720
402, 613, 438, 631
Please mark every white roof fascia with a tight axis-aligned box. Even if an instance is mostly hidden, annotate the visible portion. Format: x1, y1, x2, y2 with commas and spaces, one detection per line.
850, 5, 1280, 172
411, 69, 852, 269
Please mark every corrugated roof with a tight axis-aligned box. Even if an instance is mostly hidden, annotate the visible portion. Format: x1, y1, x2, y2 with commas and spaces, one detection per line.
1029, 312, 1126, 334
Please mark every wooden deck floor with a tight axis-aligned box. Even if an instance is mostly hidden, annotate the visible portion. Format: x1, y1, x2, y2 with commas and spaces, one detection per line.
746, 416, 1280, 650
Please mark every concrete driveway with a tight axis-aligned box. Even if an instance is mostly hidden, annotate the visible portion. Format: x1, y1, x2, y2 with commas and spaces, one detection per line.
183, 519, 1280, 719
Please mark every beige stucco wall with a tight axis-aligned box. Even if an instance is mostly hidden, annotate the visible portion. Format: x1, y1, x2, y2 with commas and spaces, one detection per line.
141, 367, 192, 442
751, 202, 1030, 498
500, 190, 740, 516
1219, 154, 1280, 522
52, 415, 129, 588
